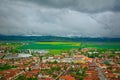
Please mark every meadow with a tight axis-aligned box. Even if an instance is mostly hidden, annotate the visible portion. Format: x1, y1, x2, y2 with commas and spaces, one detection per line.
19, 42, 80, 50
18, 42, 81, 54
19, 42, 120, 49
81, 42, 120, 49
18, 41, 120, 54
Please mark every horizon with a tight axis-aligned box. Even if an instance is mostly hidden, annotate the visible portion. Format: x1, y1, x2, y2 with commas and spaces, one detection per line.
1, 35, 120, 38
0, 35, 120, 42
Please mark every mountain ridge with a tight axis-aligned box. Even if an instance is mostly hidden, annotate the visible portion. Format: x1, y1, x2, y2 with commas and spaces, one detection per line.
0, 35, 120, 42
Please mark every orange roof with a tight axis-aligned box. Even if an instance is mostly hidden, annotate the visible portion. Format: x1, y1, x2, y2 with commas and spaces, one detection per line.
39, 78, 54, 80
0, 69, 21, 80
60, 75, 75, 80
25, 69, 39, 78
105, 73, 117, 78
45, 78, 54, 80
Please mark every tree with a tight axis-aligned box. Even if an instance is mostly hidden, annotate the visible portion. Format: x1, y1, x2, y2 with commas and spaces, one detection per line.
104, 60, 110, 66
15, 75, 25, 80
1, 55, 5, 59
27, 78, 38, 80
39, 56, 43, 62
52, 60, 58, 64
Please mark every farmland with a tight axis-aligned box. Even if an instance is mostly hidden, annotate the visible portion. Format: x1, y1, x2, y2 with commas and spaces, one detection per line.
18, 42, 120, 50
19, 42, 80, 49
18, 42, 81, 54
17, 42, 120, 54
81, 42, 120, 49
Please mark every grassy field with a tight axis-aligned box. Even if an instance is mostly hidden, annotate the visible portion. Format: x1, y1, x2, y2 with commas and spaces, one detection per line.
18, 42, 120, 50
81, 42, 120, 49
19, 42, 81, 50
1, 41, 120, 55
18, 42, 120, 55
18, 42, 81, 55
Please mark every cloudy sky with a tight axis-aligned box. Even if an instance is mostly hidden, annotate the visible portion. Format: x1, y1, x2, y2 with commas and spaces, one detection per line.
0, 0, 120, 37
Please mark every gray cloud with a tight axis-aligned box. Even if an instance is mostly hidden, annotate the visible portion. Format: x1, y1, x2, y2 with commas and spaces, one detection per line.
0, 0, 120, 37
25, 0, 120, 13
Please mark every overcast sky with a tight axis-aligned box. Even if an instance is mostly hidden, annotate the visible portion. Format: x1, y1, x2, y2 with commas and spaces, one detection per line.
0, 0, 120, 37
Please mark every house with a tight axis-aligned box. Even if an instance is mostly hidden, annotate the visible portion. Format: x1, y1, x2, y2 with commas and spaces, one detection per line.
0, 53, 3, 58
88, 63, 96, 69
85, 70, 99, 80
59, 75, 75, 80
85, 58, 92, 63
62, 53, 69, 57
39, 78, 54, 80
24, 69, 39, 78
115, 51, 120, 54
105, 73, 117, 78
0, 69, 23, 80
30, 50, 49, 54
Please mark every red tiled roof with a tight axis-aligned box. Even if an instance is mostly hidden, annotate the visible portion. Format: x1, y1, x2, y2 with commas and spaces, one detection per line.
39, 78, 54, 80
84, 76, 99, 80
60, 75, 75, 80
0, 69, 21, 80
105, 73, 117, 78
0, 53, 3, 57
24, 69, 39, 78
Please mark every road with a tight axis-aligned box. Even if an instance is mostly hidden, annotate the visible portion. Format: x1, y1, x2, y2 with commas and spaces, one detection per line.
96, 67, 107, 80
55, 65, 71, 80
93, 59, 107, 80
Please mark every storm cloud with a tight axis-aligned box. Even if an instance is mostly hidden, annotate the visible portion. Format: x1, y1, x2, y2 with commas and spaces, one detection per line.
0, 0, 120, 37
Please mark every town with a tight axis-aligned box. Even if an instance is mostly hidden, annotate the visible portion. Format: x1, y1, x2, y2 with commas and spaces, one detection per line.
0, 42, 120, 80
0, 0, 120, 79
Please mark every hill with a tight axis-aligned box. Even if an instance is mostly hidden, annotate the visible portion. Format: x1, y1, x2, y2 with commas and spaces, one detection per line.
0, 35, 120, 42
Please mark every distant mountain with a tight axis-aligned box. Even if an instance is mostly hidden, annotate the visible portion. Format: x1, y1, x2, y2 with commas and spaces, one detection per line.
0, 35, 120, 42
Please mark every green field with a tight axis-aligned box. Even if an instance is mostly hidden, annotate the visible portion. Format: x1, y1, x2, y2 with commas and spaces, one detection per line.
17, 42, 120, 54
81, 42, 120, 49
1, 41, 120, 55
18, 42, 120, 50
19, 42, 81, 50
18, 42, 81, 54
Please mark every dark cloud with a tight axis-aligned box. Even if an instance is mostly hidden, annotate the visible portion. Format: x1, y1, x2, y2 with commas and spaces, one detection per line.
24, 0, 120, 13
113, 0, 120, 11
0, 0, 120, 37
